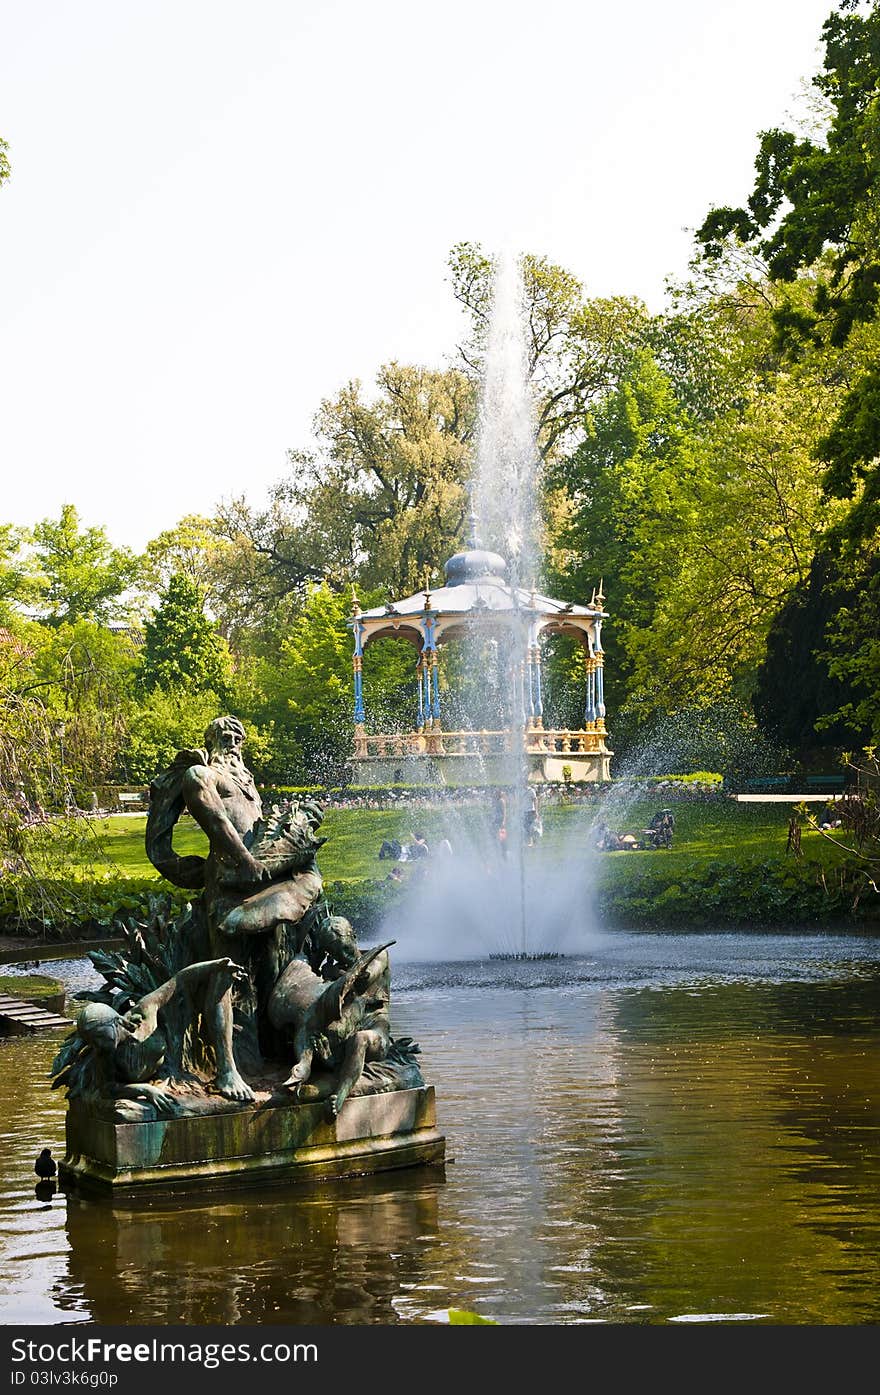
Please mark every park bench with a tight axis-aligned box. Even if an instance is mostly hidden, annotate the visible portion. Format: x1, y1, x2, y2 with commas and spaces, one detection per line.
117, 791, 148, 811
804, 774, 846, 793
743, 777, 791, 792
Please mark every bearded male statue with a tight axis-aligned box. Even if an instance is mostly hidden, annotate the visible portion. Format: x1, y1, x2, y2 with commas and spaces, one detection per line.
146, 715, 327, 1063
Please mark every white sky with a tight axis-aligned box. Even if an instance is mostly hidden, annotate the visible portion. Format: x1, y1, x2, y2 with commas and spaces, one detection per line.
1, 0, 834, 549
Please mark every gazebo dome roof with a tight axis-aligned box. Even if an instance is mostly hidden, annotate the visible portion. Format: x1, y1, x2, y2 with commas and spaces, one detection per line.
443, 548, 508, 586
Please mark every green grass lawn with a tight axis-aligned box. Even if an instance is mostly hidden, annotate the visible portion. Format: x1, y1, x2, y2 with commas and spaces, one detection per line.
8, 797, 872, 934
93, 798, 841, 885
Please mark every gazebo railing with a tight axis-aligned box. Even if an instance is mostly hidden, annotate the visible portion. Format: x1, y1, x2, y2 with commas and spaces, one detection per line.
525, 728, 607, 754
354, 727, 608, 759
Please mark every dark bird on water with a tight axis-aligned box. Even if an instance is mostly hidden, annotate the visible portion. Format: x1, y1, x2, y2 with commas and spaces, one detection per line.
34, 1148, 56, 1179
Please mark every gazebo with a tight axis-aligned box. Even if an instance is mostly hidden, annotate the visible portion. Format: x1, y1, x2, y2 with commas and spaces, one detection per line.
348, 542, 611, 784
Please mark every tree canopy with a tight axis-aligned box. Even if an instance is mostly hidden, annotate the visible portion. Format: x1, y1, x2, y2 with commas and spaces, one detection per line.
29, 505, 140, 627
140, 574, 233, 700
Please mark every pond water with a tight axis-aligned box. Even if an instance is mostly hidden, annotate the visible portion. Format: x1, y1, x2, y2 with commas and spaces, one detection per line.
1, 931, 879, 1325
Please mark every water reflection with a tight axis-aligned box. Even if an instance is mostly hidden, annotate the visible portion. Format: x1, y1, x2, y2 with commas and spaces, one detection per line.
1, 934, 879, 1324
534, 979, 880, 1324
59, 1171, 444, 1325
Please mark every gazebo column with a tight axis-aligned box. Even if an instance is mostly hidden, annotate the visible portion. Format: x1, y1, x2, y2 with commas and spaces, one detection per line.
419, 612, 443, 752
430, 650, 441, 725
423, 651, 444, 754
416, 653, 425, 730
531, 643, 544, 728
593, 617, 607, 740
506, 654, 519, 731
352, 619, 366, 758
422, 654, 433, 729
584, 652, 597, 732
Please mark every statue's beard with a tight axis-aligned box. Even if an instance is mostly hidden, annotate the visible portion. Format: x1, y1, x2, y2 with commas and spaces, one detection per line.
209, 747, 259, 799
211, 748, 246, 774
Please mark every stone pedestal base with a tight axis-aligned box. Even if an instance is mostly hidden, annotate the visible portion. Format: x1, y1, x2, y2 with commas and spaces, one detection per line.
60, 1086, 445, 1197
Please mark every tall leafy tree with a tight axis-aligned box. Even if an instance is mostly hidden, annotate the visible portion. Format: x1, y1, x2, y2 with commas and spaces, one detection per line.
141, 512, 260, 647
448, 241, 649, 463
30, 504, 140, 626
755, 545, 870, 746
23, 620, 139, 788
696, 0, 880, 535
140, 574, 233, 699
117, 687, 234, 785
0, 525, 40, 622
696, 1, 880, 746
551, 320, 842, 726
220, 363, 476, 600
266, 583, 415, 783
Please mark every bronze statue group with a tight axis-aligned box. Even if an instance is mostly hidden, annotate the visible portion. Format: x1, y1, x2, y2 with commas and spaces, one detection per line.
51, 716, 423, 1123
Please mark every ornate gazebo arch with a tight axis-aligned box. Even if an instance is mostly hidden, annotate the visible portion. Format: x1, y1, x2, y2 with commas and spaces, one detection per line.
348, 543, 611, 783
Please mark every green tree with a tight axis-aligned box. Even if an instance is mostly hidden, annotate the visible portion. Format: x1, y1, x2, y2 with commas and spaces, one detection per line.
142, 514, 226, 595
753, 546, 862, 749
551, 325, 842, 728
260, 583, 415, 783
448, 241, 649, 462
141, 513, 259, 644
696, 3, 880, 747
274, 584, 354, 784
24, 619, 140, 790
117, 687, 232, 785
30, 504, 140, 626
221, 363, 476, 600
0, 525, 40, 622
0, 137, 10, 189
822, 551, 880, 739
140, 574, 233, 698
696, 0, 880, 536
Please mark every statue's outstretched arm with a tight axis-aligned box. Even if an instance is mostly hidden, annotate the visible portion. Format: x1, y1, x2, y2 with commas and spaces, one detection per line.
136, 958, 245, 1018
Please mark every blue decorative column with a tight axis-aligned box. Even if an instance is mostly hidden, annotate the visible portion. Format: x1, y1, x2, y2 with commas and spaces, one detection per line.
421, 615, 443, 752
584, 652, 596, 729
416, 654, 425, 730
533, 645, 544, 725
594, 617, 606, 729
420, 653, 432, 728
526, 648, 535, 727
431, 651, 441, 723
353, 621, 365, 721
352, 618, 366, 758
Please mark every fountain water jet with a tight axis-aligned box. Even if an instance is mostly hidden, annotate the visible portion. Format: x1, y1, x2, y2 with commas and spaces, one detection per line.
352, 251, 611, 959
471, 251, 540, 958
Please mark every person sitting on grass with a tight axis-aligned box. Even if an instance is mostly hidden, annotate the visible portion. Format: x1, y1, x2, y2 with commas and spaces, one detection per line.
408, 831, 430, 859
645, 809, 675, 849
595, 821, 641, 851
